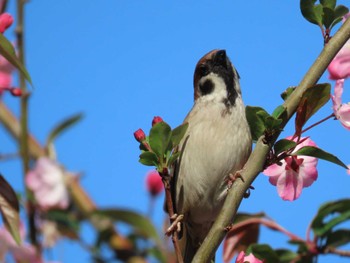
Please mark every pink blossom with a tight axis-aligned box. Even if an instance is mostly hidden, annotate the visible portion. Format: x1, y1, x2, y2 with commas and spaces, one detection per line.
236, 251, 263, 263
0, 54, 14, 90
328, 14, 350, 80
0, 13, 13, 33
331, 79, 350, 130
145, 170, 163, 197
0, 224, 43, 263
26, 157, 70, 210
347, 165, 350, 175
263, 137, 318, 201
328, 42, 350, 80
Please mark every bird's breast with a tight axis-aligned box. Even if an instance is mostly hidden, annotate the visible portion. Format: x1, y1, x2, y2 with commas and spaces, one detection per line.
176, 99, 251, 224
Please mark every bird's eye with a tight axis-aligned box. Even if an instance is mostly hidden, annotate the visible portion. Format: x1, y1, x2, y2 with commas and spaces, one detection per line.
198, 64, 209, 76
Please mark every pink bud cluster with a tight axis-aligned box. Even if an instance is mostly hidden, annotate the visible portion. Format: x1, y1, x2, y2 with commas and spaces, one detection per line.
134, 116, 165, 197
0, 13, 21, 98
133, 115, 164, 147
133, 116, 164, 143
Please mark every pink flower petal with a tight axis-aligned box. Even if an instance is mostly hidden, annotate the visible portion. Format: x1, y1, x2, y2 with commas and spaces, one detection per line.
276, 169, 303, 201
331, 79, 345, 114
244, 253, 264, 263
300, 163, 318, 187
0, 71, 12, 88
337, 103, 350, 130
264, 137, 318, 201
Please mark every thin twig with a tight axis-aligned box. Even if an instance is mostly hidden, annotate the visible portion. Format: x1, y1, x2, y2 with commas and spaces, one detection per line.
300, 113, 335, 135
323, 247, 350, 257
0, 0, 7, 14
0, 152, 19, 161
161, 170, 184, 263
15, 0, 38, 248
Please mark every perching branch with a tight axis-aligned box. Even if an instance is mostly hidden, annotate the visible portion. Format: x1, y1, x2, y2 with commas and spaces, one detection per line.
192, 17, 350, 263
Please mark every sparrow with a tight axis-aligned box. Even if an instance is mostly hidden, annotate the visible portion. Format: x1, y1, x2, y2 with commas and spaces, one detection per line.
172, 49, 252, 262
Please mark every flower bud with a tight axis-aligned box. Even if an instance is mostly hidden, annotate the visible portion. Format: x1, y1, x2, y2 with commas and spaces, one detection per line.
10, 88, 22, 97
145, 170, 163, 197
152, 116, 163, 126
134, 128, 146, 142
0, 13, 14, 33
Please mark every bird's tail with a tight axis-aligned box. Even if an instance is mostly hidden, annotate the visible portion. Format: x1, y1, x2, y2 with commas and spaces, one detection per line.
179, 224, 215, 263
179, 226, 197, 263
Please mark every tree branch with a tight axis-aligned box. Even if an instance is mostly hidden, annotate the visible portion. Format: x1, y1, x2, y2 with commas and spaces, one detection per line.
192, 17, 350, 263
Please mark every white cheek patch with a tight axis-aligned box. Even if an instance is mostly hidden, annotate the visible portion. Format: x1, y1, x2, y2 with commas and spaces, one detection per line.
198, 73, 227, 103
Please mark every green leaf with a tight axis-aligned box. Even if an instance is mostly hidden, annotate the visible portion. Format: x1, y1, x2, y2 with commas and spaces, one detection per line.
46, 113, 83, 146
0, 175, 21, 245
334, 5, 349, 19
246, 106, 268, 142
281, 86, 296, 101
139, 151, 159, 166
233, 212, 265, 224
275, 249, 299, 263
167, 151, 180, 167
300, 0, 323, 26
322, 7, 335, 29
311, 199, 350, 237
149, 122, 172, 159
330, 5, 350, 29
326, 229, 350, 248
46, 210, 79, 239
288, 240, 309, 253
265, 116, 283, 130
292, 145, 348, 169
271, 105, 287, 120
320, 0, 336, 10
274, 139, 297, 156
170, 122, 189, 148
247, 244, 279, 263
0, 34, 32, 86
295, 98, 308, 136
300, 83, 331, 124
93, 209, 160, 241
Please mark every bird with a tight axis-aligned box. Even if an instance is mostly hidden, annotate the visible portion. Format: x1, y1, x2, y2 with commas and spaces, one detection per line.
172, 49, 252, 262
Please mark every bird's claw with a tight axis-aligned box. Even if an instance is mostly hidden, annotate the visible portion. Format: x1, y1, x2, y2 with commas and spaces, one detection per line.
165, 214, 184, 236
225, 170, 244, 189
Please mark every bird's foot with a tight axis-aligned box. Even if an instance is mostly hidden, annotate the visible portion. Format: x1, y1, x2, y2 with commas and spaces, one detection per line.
225, 170, 244, 189
165, 214, 184, 236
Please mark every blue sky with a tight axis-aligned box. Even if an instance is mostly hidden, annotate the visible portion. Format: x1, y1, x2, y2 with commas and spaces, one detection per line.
1, 1, 350, 262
